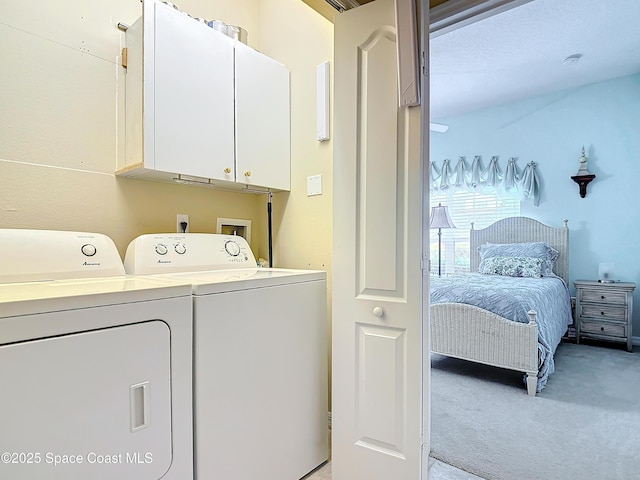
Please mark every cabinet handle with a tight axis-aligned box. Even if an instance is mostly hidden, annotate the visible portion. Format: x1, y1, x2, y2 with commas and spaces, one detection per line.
244, 171, 251, 177
601, 295, 605, 300
601, 311, 605, 316
224, 167, 231, 174
601, 326, 605, 332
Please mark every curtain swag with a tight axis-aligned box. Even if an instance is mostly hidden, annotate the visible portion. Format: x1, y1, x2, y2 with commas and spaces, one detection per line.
429, 156, 540, 206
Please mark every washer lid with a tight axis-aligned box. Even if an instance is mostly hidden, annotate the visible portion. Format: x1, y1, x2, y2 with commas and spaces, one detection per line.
0, 276, 192, 318
160, 268, 326, 295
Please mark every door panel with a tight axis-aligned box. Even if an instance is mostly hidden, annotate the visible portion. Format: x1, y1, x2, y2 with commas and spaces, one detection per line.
356, 27, 406, 299
332, 0, 424, 478
356, 323, 406, 457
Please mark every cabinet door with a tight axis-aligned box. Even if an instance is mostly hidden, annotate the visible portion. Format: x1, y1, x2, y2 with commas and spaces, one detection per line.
152, 3, 235, 181
235, 43, 291, 191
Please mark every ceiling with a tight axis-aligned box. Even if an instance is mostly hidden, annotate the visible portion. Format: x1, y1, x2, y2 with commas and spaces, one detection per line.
303, 0, 640, 121
430, 0, 640, 119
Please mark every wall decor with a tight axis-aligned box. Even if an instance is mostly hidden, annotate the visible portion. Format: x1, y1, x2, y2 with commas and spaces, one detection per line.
570, 146, 595, 198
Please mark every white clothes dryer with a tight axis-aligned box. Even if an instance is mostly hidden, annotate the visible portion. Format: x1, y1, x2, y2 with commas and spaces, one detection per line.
125, 233, 328, 480
0, 229, 193, 480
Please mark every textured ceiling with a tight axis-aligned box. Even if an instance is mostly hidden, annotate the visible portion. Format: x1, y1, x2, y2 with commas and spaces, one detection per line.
430, 0, 640, 119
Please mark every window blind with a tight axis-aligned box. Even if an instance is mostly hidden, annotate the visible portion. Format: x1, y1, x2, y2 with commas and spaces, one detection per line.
429, 190, 520, 274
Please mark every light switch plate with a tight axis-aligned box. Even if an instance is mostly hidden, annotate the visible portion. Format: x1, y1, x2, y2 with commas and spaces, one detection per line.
307, 175, 322, 196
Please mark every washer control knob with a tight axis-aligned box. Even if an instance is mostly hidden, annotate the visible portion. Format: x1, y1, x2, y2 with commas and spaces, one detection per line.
174, 243, 186, 255
81, 244, 97, 257
224, 240, 241, 256
372, 306, 384, 318
155, 243, 168, 255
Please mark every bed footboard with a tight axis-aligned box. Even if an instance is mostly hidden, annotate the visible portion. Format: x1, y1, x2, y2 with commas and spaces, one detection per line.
430, 303, 539, 396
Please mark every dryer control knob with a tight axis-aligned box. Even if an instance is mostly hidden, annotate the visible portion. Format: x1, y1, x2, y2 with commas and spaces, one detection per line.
155, 243, 168, 255
224, 240, 241, 256
174, 243, 186, 255
81, 244, 97, 257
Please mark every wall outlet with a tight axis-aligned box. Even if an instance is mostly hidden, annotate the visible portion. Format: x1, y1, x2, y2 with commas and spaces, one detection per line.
177, 214, 189, 233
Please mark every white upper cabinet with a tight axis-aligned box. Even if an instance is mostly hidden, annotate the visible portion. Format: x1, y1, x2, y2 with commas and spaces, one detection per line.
235, 43, 291, 191
118, 0, 290, 191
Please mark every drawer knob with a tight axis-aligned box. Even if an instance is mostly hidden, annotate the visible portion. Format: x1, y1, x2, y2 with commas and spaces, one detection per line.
601, 326, 605, 332
601, 295, 605, 300
601, 311, 605, 316
224, 167, 231, 174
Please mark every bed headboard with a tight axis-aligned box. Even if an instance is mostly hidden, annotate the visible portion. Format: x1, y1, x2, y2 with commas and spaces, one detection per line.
470, 217, 569, 284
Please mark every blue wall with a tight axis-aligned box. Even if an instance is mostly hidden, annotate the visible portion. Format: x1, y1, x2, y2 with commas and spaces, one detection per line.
431, 73, 640, 336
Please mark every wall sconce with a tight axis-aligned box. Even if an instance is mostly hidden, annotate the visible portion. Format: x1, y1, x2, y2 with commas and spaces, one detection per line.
570, 146, 595, 198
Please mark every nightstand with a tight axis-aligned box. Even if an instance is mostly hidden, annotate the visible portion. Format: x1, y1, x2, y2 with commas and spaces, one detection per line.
574, 280, 635, 351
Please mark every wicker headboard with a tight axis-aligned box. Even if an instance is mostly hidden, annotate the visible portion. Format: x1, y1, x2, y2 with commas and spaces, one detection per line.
469, 217, 569, 284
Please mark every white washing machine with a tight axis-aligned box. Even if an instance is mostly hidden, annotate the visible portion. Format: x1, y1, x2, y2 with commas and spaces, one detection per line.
0, 229, 193, 480
124, 233, 328, 480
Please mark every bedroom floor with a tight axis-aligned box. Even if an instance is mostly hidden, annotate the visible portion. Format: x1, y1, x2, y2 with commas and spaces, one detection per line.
304, 458, 486, 479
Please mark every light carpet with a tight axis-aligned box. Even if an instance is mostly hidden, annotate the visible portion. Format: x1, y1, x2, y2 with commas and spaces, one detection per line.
430, 342, 640, 480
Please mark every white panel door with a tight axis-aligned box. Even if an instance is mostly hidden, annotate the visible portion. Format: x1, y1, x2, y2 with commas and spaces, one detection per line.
235, 42, 291, 191
153, 2, 235, 181
332, 0, 425, 479
0, 321, 172, 480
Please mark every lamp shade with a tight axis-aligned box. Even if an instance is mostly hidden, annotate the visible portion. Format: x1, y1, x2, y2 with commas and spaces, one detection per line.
429, 203, 456, 229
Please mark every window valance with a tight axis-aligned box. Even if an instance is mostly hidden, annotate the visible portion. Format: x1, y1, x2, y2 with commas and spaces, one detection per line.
429, 156, 541, 206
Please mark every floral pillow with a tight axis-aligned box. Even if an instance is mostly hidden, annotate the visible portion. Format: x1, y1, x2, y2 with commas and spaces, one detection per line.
477, 242, 559, 276
479, 256, 544, 278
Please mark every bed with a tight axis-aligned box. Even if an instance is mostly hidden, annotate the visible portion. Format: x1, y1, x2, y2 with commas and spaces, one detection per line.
430, 216, 572, 396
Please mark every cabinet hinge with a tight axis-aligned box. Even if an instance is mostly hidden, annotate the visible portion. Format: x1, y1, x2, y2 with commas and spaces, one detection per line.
421, 50, 428, 76
121, 47, 128, 68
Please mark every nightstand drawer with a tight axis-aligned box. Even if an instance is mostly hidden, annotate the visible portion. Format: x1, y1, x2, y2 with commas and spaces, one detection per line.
579, 304, 627, 321
580, 320, 626, 338
578, 288, 627, 305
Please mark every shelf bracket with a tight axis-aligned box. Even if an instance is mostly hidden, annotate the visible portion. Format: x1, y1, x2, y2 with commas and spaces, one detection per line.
571, 174, 595, 198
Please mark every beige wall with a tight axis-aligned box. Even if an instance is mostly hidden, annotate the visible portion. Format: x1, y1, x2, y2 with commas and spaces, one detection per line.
257, 0, 334, 405
0, 0, 332, 265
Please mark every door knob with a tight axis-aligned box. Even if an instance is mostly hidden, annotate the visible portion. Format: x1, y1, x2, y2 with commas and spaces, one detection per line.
372, 306, 384, 318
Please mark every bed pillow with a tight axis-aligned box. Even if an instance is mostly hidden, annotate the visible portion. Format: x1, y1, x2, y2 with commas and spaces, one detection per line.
479, 256, 544, 278
478, 242, 559, 276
